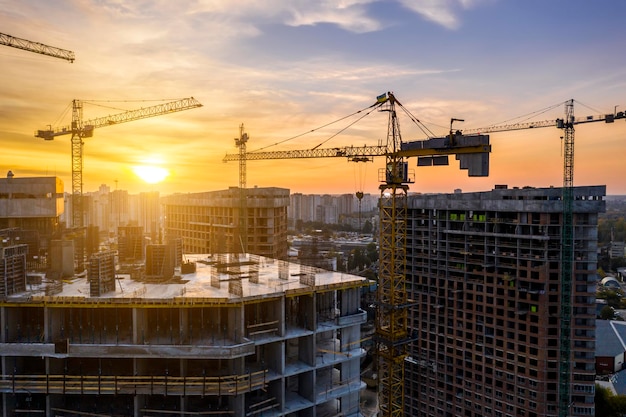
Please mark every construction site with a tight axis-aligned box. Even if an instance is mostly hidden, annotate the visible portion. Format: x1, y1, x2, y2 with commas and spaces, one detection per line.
2, 30, 625, 417
0, 252, 366, 417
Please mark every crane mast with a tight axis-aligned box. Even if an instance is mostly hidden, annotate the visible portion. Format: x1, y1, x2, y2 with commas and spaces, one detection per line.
223, 92, 491, 417
36, 97, 202, 229
0, 32, 75, 62
462, 99, 625, 416
235, 124, 249, 253
375, 93, 411, 417
558, 99, 574, 417
71, 100, 85, 230
36, 97, 202, 269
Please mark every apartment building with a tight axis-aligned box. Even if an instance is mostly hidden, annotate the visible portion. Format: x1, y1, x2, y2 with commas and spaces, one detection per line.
162, 187, 289, 259
405, 185, 605, 417
289, 193, 378, 226
0, 253, 366, 417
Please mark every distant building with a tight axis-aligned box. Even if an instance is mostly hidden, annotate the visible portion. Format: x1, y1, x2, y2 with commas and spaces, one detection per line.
134, 191, 160, 238
601, 276, 621, 289
288, 192, 377, 226
162, 187, 289, 259
596, 320, 626, 375
610, 241, 625, 258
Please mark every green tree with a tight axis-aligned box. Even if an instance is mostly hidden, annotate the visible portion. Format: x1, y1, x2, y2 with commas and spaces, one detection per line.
607, 290, 624, 309
596, 384, 626, 417
600, 305, 616, 320
366, 242, 378, 264
596, 384, 616, 417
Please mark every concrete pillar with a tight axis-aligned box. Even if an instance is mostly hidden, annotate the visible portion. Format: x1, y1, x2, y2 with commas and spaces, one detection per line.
1, 352, 6, 417
179, 358, 188, 413
0, 307, 5, 343
228, 305, 243, 344
301, 294, 315, 330
132, 307, 147, 344
179, 307, 188, 344
341, 287, 360, 316
276, 297, 285, 337
299, 370, 315, 402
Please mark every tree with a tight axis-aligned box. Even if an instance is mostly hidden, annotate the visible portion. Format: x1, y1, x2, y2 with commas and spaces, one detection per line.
600, 305, 616, 320
366, 242, 378, 264
362, 219, 373, 234
596, 384, 626, 417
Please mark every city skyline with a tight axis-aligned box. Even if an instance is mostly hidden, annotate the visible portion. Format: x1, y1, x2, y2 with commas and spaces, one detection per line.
1, 1, 625, 196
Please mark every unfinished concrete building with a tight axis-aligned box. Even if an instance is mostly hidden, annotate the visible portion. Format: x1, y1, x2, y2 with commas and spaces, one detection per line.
0, 242, 27, 297
0, 175, 64, 267
88, 250, 116, 296
0, 253, 366, 417
118, 226, 145, 263
162, 187, 289, 259
405, 185, 604, 417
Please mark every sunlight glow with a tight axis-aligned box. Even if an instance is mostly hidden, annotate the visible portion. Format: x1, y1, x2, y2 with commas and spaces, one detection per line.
133, 165, 169, 184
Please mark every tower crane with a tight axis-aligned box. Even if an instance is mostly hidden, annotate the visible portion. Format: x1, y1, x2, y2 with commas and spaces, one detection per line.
36, 97, 202, 229
224, 92, 491, 417
1, 32, 75, 62
462, 100, 625, 417
235, 124, 249, 253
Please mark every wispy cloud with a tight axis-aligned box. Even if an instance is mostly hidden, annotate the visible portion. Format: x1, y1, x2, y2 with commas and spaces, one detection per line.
397, 0, 489, 30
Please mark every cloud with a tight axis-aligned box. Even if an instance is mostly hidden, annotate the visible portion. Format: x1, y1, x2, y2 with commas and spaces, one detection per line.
284, 1, 381, 33
397, 0, 488, 30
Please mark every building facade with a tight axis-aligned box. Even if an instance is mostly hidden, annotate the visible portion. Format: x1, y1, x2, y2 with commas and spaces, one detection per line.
405, 185, 605, 417
163, 187, 289, 259
0, 175, 64, 267
0, 253, 366, 417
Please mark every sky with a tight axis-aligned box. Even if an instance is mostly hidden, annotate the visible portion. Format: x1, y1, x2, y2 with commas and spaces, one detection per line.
1, 0, 625, 197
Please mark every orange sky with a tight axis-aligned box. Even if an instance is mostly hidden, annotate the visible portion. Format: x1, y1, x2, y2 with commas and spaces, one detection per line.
1, 1, 625, 196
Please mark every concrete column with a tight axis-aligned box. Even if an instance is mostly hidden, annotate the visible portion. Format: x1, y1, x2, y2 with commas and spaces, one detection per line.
276, 297, 285, 337
299, 370, 315, 402
0, 307, 5, 343
341, 287, 360, 316
132, 307, 147, 344
1, 351, 6, 417
134, 357, 146, 417
179, 307, 188, 344
227, 305, 243, 344
179, 358, 187, 414
301, 294, 315, 330
43, 306, 49, 343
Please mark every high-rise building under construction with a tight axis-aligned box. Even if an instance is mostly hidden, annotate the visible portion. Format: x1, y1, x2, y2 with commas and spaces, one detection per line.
405, 185, 604, 417
162, 187, 289, 259
0, 253, 366, 416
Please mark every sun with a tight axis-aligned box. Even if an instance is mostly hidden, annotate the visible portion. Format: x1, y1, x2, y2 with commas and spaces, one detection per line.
133, 165, 169, 184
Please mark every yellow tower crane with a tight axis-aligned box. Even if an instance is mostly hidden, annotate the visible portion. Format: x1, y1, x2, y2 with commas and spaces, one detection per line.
234, 123, 249, 253
224, 92, 491, 417
35, 97, 202, 269
0, 32, 75, 62
36, 97, 202, 228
